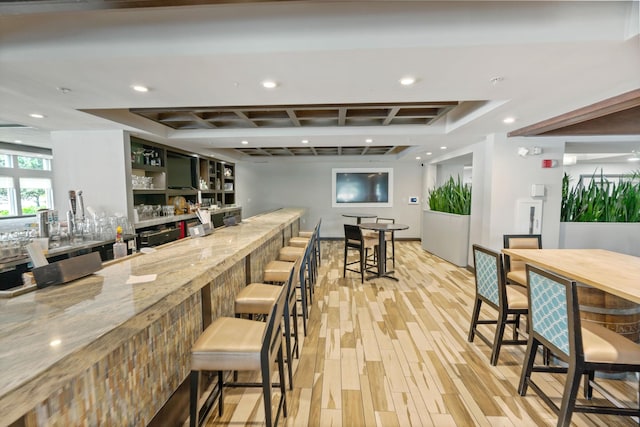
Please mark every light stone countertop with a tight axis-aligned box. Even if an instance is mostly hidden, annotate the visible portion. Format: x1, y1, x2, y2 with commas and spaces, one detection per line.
0, 208, 303, 422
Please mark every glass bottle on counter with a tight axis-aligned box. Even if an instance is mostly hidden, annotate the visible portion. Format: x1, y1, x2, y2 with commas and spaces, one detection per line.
113, 226, 127, 259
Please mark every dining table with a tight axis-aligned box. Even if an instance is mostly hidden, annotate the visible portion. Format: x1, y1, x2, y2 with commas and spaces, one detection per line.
359, 222, 409, 280
501, 248, 640, 304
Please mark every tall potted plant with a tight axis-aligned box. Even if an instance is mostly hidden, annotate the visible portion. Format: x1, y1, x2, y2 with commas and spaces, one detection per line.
422, 176, 472, 266
560, 170, 640, 256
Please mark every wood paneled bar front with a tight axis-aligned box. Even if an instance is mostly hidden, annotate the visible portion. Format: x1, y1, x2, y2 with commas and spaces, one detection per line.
0, 208, 303, 427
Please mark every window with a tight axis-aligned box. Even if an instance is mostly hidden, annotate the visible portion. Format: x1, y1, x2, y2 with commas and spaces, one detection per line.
0, 176, 16, 216
17, 155, 51, 171
0, 143, 54, 218
19, 178, 53, 215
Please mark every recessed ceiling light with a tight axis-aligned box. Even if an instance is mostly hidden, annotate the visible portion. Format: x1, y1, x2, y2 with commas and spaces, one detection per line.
426, 152, 432, 156
49, 339, 61, 347
241, 140, 249, 145
14, 139, 22, 143
415, 156, 421, 160
490, 76, 504, 85
503, 117, 516, 124
365, 138, 373, 143
301, 140, 309, 144
132, 85, 149, 93
262, 80, 277, 89
628, 155, 640, 162
440, 146, 447, 150
400, 76, 416, 86
29, 113, 45, 119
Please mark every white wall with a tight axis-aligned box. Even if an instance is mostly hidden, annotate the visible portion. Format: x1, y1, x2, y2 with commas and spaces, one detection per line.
236, 159, 423, 238
425, 133, 566, 266
51, 130, 129, 217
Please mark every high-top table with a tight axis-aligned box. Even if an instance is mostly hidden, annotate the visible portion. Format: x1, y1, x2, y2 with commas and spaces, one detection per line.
501, 248, 640, 303
359, 222, 409, 280
342, 213, 376, 224
502, 247, 640, 344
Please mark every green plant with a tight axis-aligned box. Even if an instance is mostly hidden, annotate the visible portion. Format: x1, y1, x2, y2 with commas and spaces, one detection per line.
561, 169, 640, 222
428, 175, 471, 215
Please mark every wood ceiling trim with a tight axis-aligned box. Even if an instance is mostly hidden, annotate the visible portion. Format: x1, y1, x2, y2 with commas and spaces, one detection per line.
508, 89, 640, 137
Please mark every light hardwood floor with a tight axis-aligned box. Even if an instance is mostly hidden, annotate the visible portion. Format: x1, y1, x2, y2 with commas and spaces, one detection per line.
201, 241, 638, 427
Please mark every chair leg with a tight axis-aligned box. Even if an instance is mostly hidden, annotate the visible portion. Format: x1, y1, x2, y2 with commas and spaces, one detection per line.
299, 275, 308, 336
343, 244, 348, 278
261, 359, 273, 427
218, 370, 224, 417
468, 299, 482, 342
391, 236, 395, 268
557, 365, 581, 427
360, 247, 365, 283
189, 371, 199, 427
292, 300, 300, 359
518, 339, 539, 395
283, 304, 294, 390
584, 371, 595, 399
277, 344, 288, 418
490, 311, 508, 366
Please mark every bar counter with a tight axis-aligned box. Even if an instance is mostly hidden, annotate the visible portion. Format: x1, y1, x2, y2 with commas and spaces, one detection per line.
0, 208, 303, 426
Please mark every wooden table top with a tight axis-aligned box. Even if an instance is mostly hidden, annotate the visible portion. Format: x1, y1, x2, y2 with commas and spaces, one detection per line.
502, 248, 640, 304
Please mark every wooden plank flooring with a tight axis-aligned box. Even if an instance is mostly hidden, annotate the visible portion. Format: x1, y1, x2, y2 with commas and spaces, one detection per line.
201, 241, 639, 427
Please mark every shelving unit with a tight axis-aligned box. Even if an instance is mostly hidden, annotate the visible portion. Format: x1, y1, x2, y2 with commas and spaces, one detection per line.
127, 137, 238, 237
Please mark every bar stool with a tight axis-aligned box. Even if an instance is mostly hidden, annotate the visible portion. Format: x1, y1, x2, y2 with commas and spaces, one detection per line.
343, 224, 377, 283
503, 234, 542, 287
519, 264, 640, 426
265, 242, 313, 335
189, 280, 287, 427
235, 260, 300, 389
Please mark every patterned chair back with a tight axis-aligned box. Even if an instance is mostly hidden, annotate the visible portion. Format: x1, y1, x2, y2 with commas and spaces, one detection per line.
472, 245, 504, 309
526, 265, 580, 359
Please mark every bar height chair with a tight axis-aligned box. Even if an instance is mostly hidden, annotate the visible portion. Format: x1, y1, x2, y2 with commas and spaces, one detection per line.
503, 234, 542, 287
518, 265, 640, 427
189, 278, 288, 427
468, 244, 529, 365
234, 261, 299, 390
343, 224, 377, 283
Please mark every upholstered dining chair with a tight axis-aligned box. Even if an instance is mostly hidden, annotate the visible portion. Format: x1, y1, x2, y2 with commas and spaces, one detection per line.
343, 224, 377, 283
190, 275, 287, 427
468, 244, 529, 365
503, 234, 542, 287
518, 265, 640, 427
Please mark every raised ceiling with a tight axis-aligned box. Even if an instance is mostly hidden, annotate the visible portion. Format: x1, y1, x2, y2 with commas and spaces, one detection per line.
130, 101, 458, 131
0, 1, 638, 161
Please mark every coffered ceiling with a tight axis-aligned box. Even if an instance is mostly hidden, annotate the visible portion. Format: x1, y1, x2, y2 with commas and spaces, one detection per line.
0, 1, 638, 161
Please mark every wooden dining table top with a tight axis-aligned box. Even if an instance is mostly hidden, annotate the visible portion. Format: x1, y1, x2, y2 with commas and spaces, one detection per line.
502, 248, 640, 304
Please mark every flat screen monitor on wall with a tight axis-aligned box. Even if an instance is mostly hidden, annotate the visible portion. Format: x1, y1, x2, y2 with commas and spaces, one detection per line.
332, 168, 393, 208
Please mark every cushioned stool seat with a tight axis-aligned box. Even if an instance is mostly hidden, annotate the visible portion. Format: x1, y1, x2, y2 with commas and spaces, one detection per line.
288, 236, 309, 248
279, 246, 305, 262
235, 284, 282, 315
191, 317, 265, 371
264, 260, 294, 283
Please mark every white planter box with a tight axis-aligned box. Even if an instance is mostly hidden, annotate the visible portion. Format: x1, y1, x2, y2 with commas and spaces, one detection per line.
560, 222, 640, 256
421, 210, 470, 267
